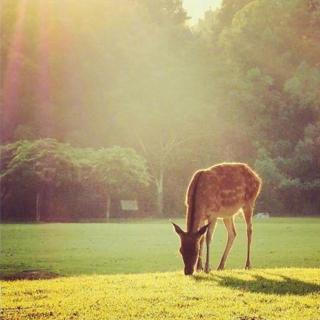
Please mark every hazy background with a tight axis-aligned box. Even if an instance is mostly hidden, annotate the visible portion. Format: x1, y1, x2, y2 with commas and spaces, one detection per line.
1, 0, 319, 221
183, 0, 222, 24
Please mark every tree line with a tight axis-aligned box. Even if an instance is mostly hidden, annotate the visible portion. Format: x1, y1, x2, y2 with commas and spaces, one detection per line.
1, 0, 319, 219
1, 139, 149, 221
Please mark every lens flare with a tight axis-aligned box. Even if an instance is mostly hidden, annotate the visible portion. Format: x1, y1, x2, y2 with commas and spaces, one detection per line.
36, 0, 52, 137
2, 0, 28, 139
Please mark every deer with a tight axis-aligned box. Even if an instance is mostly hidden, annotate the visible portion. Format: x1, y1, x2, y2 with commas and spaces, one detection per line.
172, 162, 262, 275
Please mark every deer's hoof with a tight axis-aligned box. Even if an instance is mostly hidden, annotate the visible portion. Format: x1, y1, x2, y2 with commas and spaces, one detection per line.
197, 266, 203, 272
204, 266, 211, 273
197, 261, 203, 272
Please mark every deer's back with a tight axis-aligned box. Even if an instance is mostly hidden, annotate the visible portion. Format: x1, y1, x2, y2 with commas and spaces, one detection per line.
195, 163, 261, 213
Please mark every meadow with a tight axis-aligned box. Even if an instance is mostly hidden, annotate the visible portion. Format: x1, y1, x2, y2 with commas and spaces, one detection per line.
1, 218, 320, 319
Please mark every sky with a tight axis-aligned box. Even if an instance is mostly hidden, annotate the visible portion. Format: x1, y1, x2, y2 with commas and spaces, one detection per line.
183, 0, 222, 24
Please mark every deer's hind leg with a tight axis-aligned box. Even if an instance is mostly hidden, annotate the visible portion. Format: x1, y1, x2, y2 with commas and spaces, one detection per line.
217, 217, 237, 270
243, 201, 254, 269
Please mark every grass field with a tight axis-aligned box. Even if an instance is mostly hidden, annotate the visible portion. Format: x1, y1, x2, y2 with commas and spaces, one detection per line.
1, 218, 320, 319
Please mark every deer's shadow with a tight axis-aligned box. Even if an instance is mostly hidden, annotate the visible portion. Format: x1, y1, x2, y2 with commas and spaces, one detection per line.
194, 272, 320, 296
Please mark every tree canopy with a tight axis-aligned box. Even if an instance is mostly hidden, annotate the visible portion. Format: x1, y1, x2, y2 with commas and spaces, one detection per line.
1, 139, 149, 221
1, 0, 319, 219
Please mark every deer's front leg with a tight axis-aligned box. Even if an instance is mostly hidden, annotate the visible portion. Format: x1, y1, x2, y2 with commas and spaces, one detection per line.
204, 219, 217, 273
197, 235, 205, 271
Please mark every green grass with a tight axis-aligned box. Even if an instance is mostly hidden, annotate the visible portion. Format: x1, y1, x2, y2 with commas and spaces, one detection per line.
1, 218, 320, 276
1, 218, 320, 319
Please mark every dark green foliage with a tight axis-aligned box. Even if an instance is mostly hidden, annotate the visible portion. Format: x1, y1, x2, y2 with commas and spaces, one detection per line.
0, 139, 150, 221
1, 0, 319, 216
196, 0, 320, 215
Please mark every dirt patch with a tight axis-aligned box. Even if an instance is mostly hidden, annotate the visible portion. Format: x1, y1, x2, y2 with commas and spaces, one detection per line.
1, 270, 60, 281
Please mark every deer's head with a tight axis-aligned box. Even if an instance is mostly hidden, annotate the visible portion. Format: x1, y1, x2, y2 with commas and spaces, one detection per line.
172, 222, 208, 275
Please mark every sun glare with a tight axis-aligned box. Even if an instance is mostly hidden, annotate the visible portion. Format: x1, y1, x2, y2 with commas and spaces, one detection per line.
2, 0, 28, 136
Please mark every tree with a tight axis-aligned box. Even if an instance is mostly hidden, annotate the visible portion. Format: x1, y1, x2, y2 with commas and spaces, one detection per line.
1, 140, 150, 221
1, 139, 76, 221
74, 146, 150, 220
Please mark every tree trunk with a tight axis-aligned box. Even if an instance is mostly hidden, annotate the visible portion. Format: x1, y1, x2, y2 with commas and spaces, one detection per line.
36, 192, 41, 222
155, 171, 164, 217
1, 186, 9, 201
105, 194, 111, 221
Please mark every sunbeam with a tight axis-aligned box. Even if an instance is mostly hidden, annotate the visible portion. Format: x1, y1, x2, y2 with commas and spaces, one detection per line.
36, 0, 52, 136
2, 0, 28, 139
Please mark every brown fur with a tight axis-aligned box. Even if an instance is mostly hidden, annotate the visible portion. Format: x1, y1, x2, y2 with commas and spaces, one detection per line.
174, 162, 262, 275
186, 163, 261, 232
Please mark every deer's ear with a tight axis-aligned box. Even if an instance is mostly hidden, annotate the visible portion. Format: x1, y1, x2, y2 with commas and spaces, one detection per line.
172, 222, 185, 236
195, 224, 209, 237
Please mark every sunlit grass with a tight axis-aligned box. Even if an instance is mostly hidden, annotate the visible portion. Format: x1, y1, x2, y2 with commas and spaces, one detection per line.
2, 269, 320, 320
